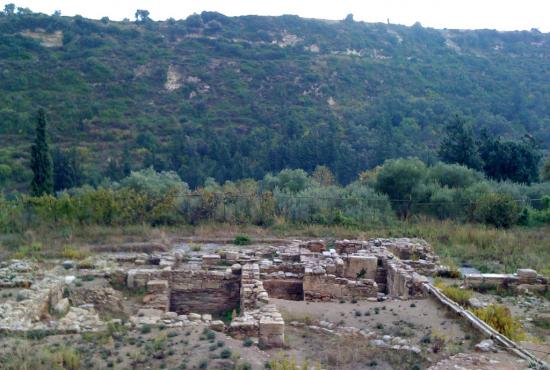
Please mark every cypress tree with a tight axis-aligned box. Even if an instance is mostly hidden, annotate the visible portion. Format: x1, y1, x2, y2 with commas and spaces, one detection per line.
30, 108, 53, 196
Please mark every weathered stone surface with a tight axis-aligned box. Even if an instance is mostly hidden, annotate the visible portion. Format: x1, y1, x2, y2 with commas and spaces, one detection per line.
209, 320, 225, 331
146, 279, 170, 312
127, 268, 170, 290
70, 286, 125, 315
170, 269, 240, 314
475, 339, 495, 352
517, 269, 538, 284
344, 255, 378, 280
301, 240, 326, 253
303, 272, 378, 301
202, 254, 221, 266
53, 298, 70, 316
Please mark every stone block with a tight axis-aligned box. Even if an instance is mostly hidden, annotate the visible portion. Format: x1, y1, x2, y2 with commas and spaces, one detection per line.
344, 255, 378, 280
53, 298, 70, 316
202, 255, 221, 266
517, 269, 538, 284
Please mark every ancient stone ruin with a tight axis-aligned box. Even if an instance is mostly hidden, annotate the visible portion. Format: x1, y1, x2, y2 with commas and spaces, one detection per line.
1, 237, 547, 353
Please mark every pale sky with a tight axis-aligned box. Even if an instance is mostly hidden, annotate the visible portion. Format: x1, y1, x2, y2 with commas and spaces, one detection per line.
7, 0, 550, 32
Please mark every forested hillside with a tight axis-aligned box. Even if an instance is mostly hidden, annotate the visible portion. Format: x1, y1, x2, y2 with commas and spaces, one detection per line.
0, 10, 549, 189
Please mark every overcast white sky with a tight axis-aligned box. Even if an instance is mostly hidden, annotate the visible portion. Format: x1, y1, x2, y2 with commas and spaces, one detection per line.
7, 0, 550, 32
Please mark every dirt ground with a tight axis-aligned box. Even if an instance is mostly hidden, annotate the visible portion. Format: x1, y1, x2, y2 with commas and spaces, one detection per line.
471, 289, 550, 362
270, 297, 481, 369
0, 324, 270, 369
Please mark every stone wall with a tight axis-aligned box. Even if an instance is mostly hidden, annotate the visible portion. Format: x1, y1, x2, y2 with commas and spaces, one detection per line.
229, 264, 285, 348
146, 280, 170, 312
240, 264, 268, 312
170, 269, 240, 315
127, 268, 171, 290
385, 261, 427, 299
343, 255, 378, 280
303, 269, 378, 301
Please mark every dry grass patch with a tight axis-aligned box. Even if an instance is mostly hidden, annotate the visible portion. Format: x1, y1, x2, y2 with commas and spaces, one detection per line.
473, 304, 526, 341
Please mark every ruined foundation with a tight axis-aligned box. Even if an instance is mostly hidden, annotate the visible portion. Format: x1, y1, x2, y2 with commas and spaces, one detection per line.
3, 237, 546, 351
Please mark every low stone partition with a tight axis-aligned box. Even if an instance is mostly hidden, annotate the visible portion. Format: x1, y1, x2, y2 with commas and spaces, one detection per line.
258, 304, 285, 348
386, 260, 428, 299
228, 264, 285, 348
240, 264, 268, 312
303, 268, 378, 301
146, 280, 170, 312
127, 268, 171, 290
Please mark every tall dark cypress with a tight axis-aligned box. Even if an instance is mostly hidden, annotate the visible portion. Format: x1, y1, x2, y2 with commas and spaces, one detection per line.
30, 108, 53, 196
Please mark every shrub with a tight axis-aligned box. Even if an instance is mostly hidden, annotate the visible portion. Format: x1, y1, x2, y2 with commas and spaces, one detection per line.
243, 338, 254, 347
206, 330, 216, 340
267, 357, 318, 370
233, 235, 251, 245
220, 348, 232, 359
262, 169, 312, 193
190, 245, 202, 252
473, 304, 525, 341
237, 362, 252, 370
374, 158, 427, 218
472, 193, 520, 228
62, 245, 89, 260
13, 242, 43, 259
140, 324, 152, 334
428, 163, 484, 189
54, 347, 81, 370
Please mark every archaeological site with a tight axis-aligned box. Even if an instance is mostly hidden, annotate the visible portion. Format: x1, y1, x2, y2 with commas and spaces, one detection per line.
0, 237, 548, 369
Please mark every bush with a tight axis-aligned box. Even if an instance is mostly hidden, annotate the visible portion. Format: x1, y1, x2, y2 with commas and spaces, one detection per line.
233, 235, 251, 245
62, 245, 89, 260
206, 330, 216, 340
220, 348, 232, 359
428, 163, 484, 189
472, 193, 520, 228
267, 357, 317, 370
473, 304, 525, 341
54, 347, 81, 370
262, 169, 313, 193
243, 338, 254, 347
0, 163, 12, 185
375, 158, 427, 218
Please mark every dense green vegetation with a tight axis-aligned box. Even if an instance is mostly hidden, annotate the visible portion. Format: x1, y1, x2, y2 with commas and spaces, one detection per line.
29, 108, 53, 195
0, 7, 549, 273
0, 9, 549, 190
2, 161, 549, 236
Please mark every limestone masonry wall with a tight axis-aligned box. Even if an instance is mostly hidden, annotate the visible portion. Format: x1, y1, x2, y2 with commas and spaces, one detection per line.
170, 269, 240, 315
